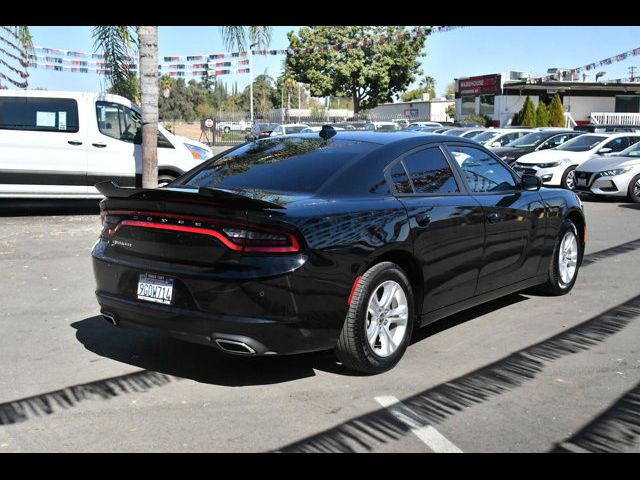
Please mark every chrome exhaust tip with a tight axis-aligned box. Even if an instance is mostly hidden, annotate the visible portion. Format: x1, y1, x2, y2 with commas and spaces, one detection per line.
102, 312, 118, 326
215, 339, 256, 355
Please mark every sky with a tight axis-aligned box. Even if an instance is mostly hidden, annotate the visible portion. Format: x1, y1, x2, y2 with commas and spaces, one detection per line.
15, 26, 640, 98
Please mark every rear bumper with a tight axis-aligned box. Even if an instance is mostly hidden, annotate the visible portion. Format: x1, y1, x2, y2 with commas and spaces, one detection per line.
96, 292, 335, 355
92, 240, 350, 355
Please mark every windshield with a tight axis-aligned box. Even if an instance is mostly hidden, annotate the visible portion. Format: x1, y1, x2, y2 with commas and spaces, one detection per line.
177, 137, 378, 194
619, 142, 640, 157
556, 135, 607, 152
473, 131, 500, 143
509, 132, 549, 147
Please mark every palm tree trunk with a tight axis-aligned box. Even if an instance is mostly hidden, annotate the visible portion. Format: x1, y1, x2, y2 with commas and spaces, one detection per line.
137, 26, 158, 189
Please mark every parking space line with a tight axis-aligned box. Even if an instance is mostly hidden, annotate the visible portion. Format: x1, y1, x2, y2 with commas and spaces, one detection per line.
374, 395, 463, 453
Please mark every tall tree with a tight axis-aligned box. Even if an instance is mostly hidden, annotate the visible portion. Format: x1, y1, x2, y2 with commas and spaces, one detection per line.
286, 26, 429, 113
535, 101, 549, 127
549, 94, 565, 127
520, 96, 537, 127
419, 75, 436, 99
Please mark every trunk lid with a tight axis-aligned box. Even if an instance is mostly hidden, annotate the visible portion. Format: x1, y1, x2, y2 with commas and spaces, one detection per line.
97, 181, 299, 267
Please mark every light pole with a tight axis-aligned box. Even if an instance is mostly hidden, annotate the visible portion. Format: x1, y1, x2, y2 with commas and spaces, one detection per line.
249, 43, 257, 124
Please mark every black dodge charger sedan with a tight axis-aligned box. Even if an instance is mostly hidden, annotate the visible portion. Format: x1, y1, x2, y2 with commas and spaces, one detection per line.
92, 129, 586, 374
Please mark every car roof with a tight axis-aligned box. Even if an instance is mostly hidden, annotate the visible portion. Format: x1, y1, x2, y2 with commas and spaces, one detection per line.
293, 130, 479, 147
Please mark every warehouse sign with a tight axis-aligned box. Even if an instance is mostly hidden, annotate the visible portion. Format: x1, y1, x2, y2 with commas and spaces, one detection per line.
459, 74, 502, 96
404, 108, 419, 117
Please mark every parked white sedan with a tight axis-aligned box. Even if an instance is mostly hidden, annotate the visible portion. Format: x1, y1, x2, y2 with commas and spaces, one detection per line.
574, 141, 640, 202
513, 133, 640, 190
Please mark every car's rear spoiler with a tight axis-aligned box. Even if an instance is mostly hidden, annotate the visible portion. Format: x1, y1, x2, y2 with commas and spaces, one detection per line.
95, 181, 286, 210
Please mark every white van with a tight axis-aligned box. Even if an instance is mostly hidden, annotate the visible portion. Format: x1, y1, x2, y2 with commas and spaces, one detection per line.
0, 90, 213, 198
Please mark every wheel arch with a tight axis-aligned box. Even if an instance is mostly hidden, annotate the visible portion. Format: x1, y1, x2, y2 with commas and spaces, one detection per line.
566, 208, 586, 261
363, 249, 425, 316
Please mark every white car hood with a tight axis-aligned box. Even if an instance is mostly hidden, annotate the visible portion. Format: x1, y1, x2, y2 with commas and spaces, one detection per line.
578, 155, 640, 172
517, 149, 589, 165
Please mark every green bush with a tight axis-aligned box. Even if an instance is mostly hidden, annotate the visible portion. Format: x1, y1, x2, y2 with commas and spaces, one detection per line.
520, 96, 537, 126
548, 94, 565, 127
535, 101, 549, 127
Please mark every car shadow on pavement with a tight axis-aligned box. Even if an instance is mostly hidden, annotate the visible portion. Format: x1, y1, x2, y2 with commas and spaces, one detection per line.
619, 203, 640, 210
0, 199, 100, 217
70, 315, 342, 386
411, 293, 529, 345
275, 293, 640, 452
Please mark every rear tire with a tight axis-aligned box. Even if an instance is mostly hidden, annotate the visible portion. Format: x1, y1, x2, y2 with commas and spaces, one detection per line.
627, 174, 640, 203
536, 219, 581, 296
335, 262, 415, 374
561, 165, 577, 190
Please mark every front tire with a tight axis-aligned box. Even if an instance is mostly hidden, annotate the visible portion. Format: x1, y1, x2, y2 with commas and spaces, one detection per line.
537, 219, 581, 295
335, 262, 415, 374
627, 174, 640, 203
561, 165, 577, 190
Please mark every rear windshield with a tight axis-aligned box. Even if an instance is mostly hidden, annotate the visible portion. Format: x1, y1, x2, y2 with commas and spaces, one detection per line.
178, 136, 378, 193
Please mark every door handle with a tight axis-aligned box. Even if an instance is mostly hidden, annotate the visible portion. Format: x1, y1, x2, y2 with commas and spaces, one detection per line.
67, 140, 83, 146
415, 214, 431, 227
487, 212, 500, 224
92, 143, 107, 148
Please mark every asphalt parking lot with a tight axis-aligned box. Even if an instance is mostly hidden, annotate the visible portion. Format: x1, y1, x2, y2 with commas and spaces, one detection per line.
0, 196, 639, 453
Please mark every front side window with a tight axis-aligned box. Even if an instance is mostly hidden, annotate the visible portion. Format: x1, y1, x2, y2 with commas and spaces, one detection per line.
0, 96, 79, 132
446, 145, 516, 193
96, 101, 141, 144
542, 134, 572, 148
400, 147, 459, 194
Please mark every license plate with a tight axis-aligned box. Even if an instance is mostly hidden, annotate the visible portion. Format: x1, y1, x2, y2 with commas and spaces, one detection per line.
137, 274, 174, 305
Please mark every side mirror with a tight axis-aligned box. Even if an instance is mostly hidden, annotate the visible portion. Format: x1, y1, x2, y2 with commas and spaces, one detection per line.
538, 142, 552, 150
521, 174, 542, 191
598, 147, 612, 155
491, 141, 501, 148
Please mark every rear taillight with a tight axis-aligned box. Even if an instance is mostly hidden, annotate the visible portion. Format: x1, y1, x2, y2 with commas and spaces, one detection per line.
221, 227, 300, 253
101, 210, 301, 254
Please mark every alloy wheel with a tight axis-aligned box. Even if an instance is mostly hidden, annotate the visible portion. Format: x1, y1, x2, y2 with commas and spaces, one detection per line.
558, 230, 579, 287
365, 280, 409, 357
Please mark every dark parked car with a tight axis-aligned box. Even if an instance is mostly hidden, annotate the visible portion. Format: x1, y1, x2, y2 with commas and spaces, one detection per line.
93, 130, 586, 374
245, 123, 279, 141
492, 130, 584, 165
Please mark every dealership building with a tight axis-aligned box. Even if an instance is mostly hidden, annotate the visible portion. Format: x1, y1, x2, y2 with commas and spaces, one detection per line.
454, 72, 640, 127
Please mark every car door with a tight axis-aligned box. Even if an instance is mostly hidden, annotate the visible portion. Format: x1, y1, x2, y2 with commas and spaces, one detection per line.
444, 143, 546, 294
387, 145, 485, 312
89, 100, 141, 192
0, 94, 88, 196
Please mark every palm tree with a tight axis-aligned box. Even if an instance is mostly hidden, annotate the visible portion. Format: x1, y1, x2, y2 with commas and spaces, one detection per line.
420, 75, 436, 100
219, 26, 271, 51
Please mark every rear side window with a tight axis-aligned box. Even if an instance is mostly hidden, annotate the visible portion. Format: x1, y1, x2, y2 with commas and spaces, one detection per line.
401, 147, 459, 194
0, 96, 79, 132
388, 162, 412, 194
179, 137, 378, 194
